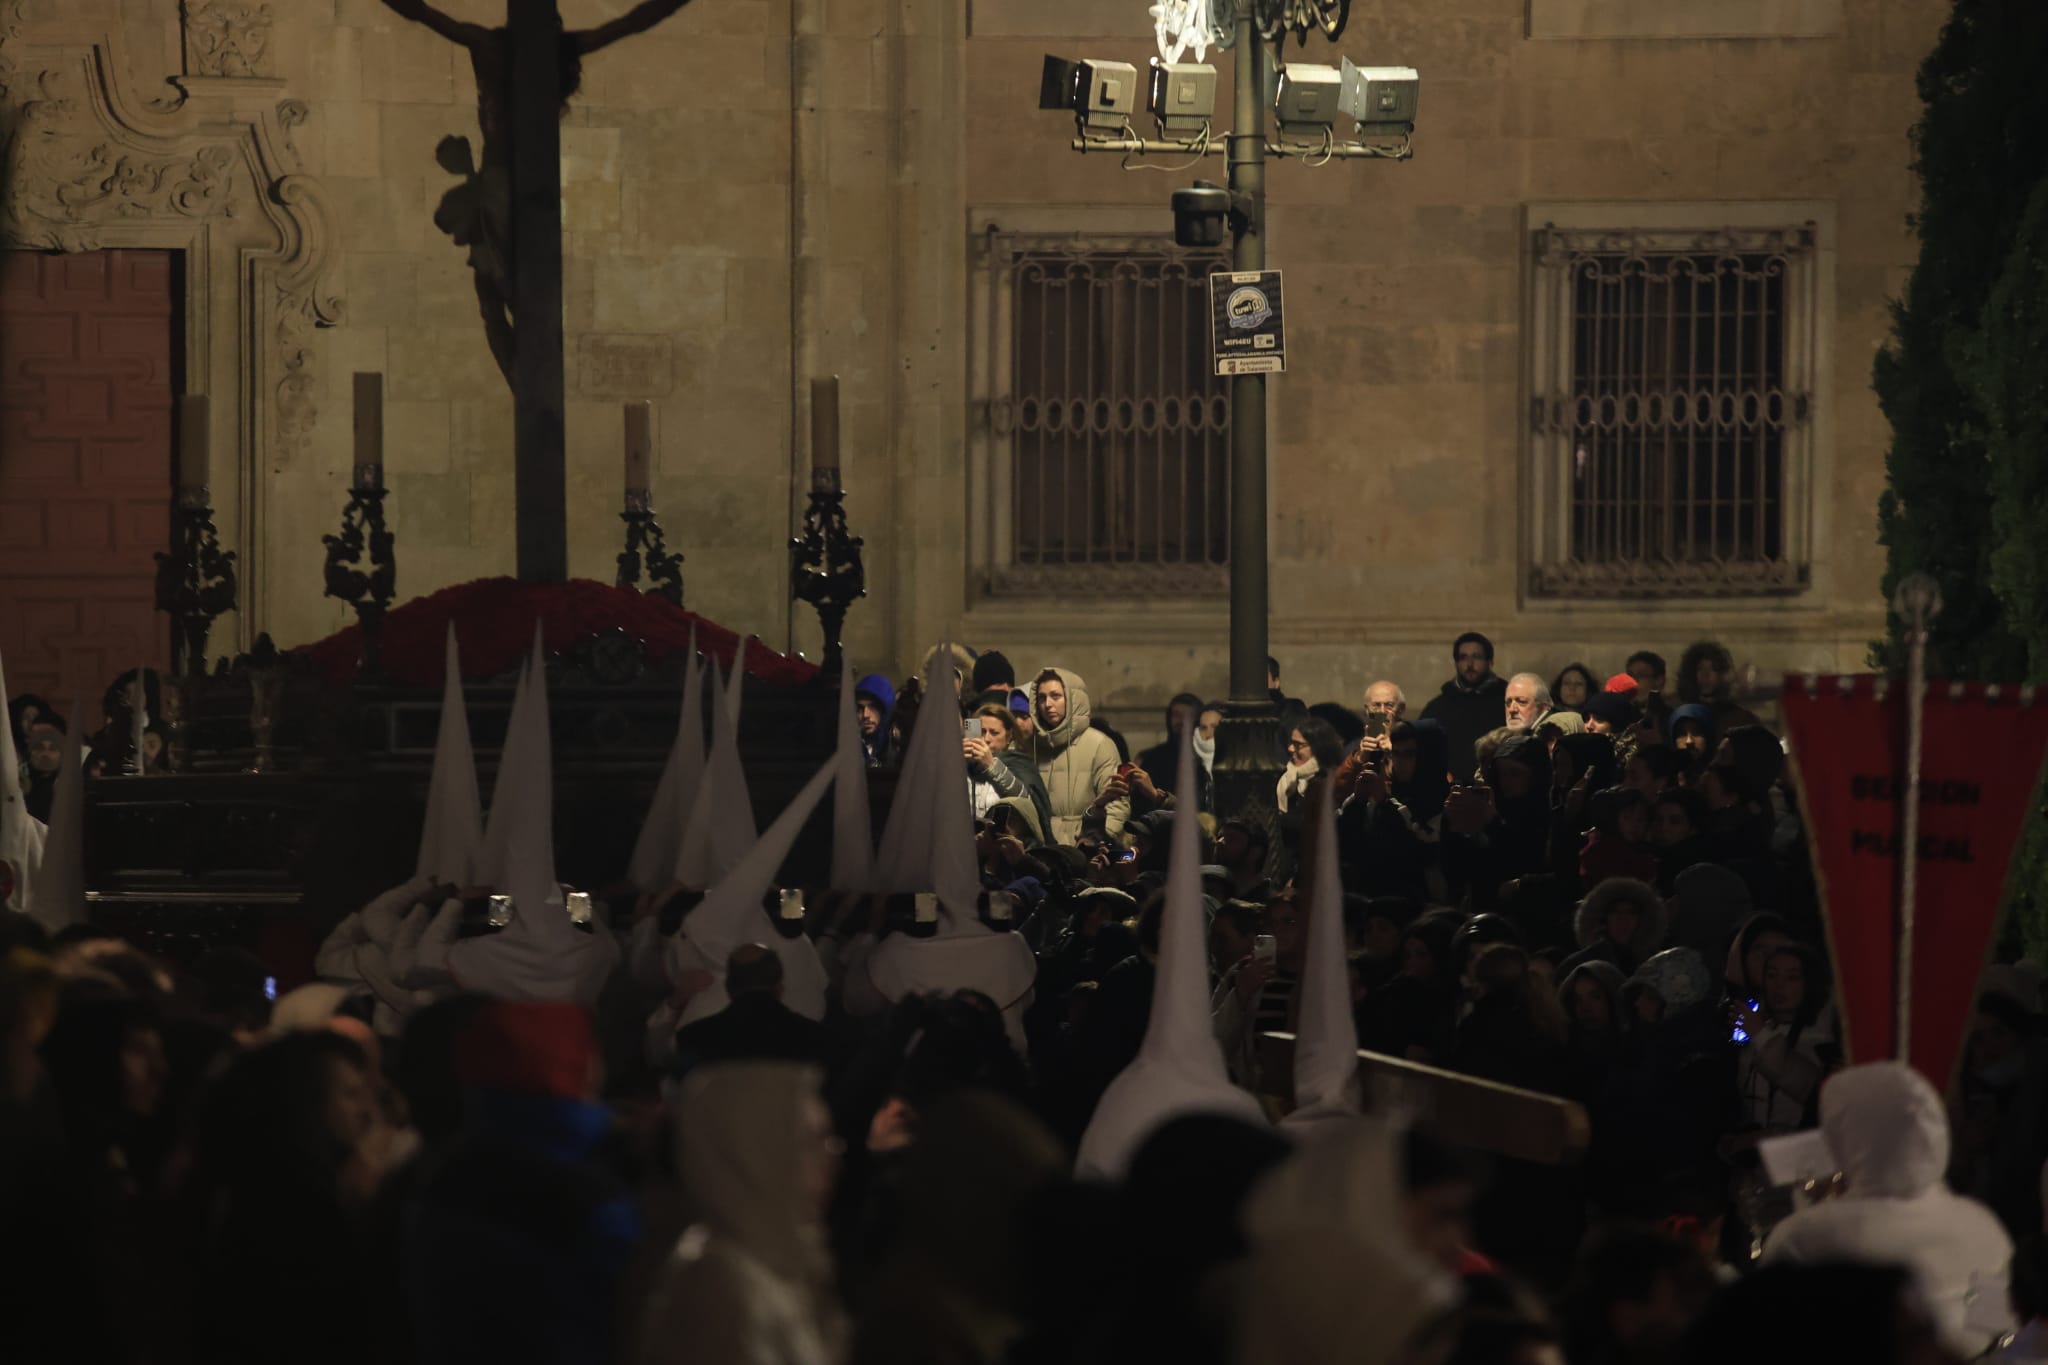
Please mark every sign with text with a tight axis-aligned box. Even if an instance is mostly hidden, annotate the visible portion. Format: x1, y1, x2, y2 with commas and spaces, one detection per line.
1210, 270, 1286, 375
1782, 676, 2048, 1087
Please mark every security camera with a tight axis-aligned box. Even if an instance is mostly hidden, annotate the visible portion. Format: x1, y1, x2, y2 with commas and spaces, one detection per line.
1171, 182, 1231, 249
1274, 63, 1342, 133
1339, 60, 1419, 138
1148, 59, 1218, 136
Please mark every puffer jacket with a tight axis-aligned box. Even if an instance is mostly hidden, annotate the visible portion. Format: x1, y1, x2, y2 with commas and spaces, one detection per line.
1027, 668, 1127, 844
1766, 1062, 2015, 1357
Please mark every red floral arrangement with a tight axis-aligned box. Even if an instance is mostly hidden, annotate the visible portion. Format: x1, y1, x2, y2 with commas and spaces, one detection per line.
297, 577, 819, 689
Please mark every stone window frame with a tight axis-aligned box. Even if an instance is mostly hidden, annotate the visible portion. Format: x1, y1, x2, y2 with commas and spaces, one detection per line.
967, 206, 1236, 604
1521, 200, 1836, 605
1526, 0, 1845, 40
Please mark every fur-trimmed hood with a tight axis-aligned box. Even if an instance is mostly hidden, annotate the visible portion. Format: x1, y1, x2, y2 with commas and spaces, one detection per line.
1573, 877, 1667, 962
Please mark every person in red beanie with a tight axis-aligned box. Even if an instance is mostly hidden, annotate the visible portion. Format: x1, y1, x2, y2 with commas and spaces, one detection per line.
403, 1001, 641, 1365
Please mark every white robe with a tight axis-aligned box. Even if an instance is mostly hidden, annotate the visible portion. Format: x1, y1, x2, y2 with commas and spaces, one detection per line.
1765, 1061, 2015, 1357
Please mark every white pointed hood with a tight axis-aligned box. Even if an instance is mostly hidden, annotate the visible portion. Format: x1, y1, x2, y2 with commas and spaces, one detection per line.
672, 757, 837, 1026
1284, 786, 1363, 1127
831, 656, 875, 892
450, 625, 619, 1004
873, 664, 979, 921
862, 663, 1036, 1050
494, 625, 558, 924
628, 633, 705, 891
416, 624, 484, 885
1076, 729, 1265, 1179
0, 645, 46, 915
26, 697, 85, 931
475, 646, 533, 890
674, 658, 756, 888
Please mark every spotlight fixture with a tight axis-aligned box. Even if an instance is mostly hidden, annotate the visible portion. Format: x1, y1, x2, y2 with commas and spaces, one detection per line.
1273, 62, 1342, 134
1339, 59, 1420, 138
1148, 58, 1218, 136
1074, 58, 1140, 132
1039, 55, 1081, 112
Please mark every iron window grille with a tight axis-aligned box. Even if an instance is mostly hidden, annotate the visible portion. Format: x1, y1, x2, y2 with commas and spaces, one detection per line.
971, 227, 1231, 597
1527, 223, 1818, 598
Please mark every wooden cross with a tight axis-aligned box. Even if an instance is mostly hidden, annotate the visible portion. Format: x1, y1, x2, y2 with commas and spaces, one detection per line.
379, 0, 698, 582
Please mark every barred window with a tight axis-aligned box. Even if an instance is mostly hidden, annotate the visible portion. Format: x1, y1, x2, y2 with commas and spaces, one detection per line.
971, 227, 1230, 597
1527, 220, 1820, 598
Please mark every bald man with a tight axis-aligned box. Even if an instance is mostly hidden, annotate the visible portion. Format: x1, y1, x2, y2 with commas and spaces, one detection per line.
668, 942, 826, 1076
1364, 681, 1407, 723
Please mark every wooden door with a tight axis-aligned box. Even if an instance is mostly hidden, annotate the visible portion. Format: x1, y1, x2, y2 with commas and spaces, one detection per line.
0, 249, 176, 716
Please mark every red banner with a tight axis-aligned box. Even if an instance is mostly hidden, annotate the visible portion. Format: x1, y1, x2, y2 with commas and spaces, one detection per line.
1782, 677, 2048, 1088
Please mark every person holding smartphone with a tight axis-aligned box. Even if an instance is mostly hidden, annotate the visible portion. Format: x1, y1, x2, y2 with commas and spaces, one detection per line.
964, 703, 1053, 843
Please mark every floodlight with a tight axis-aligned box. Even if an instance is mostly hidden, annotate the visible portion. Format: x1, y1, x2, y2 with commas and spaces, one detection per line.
1339, 59, 1420, 137
1039, 55, 1081, 112
1274, 63, 1342, 133
1075, 59, 1139, 132
1148, 59, 1218, 136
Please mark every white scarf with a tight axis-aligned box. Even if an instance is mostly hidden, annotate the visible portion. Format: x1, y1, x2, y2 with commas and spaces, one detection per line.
1276, 757, 1319, 813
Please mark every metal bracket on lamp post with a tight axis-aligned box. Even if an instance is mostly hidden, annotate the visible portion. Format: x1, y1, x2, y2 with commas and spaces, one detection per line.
616, 489, 685, 607
154, 485, 238, 679
322, 469, 396, 680
790, 468, 865, 678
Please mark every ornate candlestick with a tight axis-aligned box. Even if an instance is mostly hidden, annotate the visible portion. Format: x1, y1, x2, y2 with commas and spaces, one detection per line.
323, 472, 396, 678
790, 377, 865, 677
617, 399, 683, 605
155, 485, 238, 680
617, 490, 685, 606
154, 395, 237, 680
323, 373, 396, 678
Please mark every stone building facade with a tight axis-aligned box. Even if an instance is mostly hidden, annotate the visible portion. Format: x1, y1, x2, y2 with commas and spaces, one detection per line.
0, 0, 1939, 737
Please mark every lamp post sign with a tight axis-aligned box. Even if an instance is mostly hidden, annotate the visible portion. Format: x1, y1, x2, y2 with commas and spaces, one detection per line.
1210, 269, 1286, 375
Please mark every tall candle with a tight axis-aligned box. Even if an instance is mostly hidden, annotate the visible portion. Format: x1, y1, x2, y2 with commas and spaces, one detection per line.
353, 372, 384, 491
810, 375, 840, 473
130, 677, 147, 774
624, 401, 653, 491
175, 394, 209, 491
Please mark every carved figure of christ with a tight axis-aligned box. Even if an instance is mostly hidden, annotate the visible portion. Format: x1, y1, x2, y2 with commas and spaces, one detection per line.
377, 0, 697, 580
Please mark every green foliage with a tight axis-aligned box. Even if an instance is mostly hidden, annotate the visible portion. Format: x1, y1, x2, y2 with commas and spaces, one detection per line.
1874, 2, 2048, 952
1872, 0, 2048, 677
1968, 176, 2048, 680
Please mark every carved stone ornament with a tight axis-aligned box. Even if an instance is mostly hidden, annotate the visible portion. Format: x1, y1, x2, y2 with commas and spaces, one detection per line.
0, 6, 343, 645
182, 0, 273, 79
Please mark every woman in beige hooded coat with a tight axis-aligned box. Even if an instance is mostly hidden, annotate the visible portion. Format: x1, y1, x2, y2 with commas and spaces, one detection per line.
636, 1062, 847, 1365
1028, 667, 1128, 844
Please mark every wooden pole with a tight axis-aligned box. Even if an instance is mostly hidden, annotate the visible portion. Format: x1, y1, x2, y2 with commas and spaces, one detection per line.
1257, 1032, 1591, 1166
508, 0, 568, 582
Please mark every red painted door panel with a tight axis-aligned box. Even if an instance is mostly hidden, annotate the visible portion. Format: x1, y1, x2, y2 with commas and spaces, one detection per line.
0, 249, 176, 709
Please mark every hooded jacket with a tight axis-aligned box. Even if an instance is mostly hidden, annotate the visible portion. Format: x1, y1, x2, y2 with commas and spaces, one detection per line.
637, 1062, 843, 1365
1027, 669, 1127, 843
1420, 672, 1507, 781
1766, 1062, 2015, 1357
1561, 877, 1667, 976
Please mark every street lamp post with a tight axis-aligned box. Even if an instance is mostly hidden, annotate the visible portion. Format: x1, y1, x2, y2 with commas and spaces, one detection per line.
1225, 11, 1269, 706
1045, 0, 1415, 818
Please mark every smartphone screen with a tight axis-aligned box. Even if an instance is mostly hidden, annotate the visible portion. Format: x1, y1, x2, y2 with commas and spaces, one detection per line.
1253, 934, 1277, 966
263, 976, 277, 1002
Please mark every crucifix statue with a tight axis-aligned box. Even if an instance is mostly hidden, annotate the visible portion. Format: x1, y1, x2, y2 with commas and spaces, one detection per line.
379, 0, 697, 581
